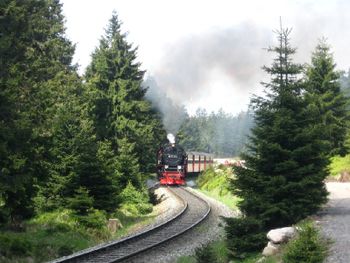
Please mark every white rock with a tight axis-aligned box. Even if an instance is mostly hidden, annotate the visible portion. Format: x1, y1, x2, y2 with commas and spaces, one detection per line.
262, 241, 280, 256
256, 256, 266, 263
107, 218, 123, 233
267, 227, 295, 243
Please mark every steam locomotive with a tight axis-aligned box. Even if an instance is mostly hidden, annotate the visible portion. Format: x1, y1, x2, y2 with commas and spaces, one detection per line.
157, 142, 187, 185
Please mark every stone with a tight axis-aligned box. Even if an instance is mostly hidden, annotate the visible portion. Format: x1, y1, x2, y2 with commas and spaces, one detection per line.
262, 241, 280, 256
256, 256, 266, 263
267, 227, 295, 243
107, 218, 123, 233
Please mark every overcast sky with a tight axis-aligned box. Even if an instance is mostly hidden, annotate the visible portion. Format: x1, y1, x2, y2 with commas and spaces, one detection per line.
61, 0, 350, 115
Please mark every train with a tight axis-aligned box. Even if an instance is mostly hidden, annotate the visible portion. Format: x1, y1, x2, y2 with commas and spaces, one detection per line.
156, 142, 213, 185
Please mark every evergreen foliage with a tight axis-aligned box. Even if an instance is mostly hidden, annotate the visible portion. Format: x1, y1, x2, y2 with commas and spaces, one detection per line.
283, 221, 328, 263
85, 12, 166, 185
178, 109, 253, 156
119, 181, 152, 215
305, 39, 349, 156
194, 243, 218, 263
224, 217, 266, 258
226, 26, 331, 257
0, 0, 77, 224
68, 187, 94, 216
1, 2, 166, 228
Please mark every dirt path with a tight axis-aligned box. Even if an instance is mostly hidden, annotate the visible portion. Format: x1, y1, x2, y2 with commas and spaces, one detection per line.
318, 182, 350, 263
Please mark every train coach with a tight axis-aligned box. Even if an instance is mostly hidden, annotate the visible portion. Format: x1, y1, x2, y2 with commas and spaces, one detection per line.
157, 144, 213, 185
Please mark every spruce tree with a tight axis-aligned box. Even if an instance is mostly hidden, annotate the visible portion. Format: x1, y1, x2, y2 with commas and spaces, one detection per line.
305, 39, 349, 156
225, 27, 330, 256
85, 12, 166, 189
0, 0, 77, 224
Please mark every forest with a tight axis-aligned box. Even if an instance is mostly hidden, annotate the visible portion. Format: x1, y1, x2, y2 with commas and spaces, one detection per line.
2, 0, 350, 262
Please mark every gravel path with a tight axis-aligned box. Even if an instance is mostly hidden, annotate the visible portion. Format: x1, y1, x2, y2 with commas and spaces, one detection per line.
318, 182, 350, 263
124, 187, 238, 263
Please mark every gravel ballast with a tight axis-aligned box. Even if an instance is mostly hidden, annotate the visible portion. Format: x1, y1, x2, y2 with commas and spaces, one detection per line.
318, 182, 350, 263
124, 186, 238, 263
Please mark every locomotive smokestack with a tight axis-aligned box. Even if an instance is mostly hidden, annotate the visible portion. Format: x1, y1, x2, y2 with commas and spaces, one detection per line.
167, 133, 176, 144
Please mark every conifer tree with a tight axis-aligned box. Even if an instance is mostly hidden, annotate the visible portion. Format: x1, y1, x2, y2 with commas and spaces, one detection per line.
305, 39, 349, 156
85, 12, 166, 189
226, 27, 330, 256
0, 0, 77, 223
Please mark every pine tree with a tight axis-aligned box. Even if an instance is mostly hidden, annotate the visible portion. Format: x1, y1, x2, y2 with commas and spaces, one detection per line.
85, 12, 166, 189
0, 0, 76, 224
225, 27, 330, 256
305, 39, 349, 156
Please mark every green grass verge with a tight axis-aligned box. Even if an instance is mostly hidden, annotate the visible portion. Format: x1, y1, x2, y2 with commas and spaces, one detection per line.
0, 208, 157, 263
328, 154, 350, 178
196, 166, 240, 210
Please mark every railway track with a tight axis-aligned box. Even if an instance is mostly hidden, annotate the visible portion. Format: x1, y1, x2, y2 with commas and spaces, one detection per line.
50, 187, 211, 263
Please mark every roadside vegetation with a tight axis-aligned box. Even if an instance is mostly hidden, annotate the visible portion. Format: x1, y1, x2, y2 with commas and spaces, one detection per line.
196, 165, 240, 210
224, 26, 348, 262
328, 154, 350, 180
1, 1, 165, 261
0, 190, 157, 262
180, 25, 346, 263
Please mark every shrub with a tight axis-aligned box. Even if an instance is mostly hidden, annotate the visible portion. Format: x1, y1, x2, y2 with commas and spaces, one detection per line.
195, 243, 218, 263
30, 209, 77, 231
68, 187, 94, 216
0, 233, 32, 257
78, 209, 107, 229
224, 217, 266, 259
283, 221, 328, 263
119, 182, 152, 215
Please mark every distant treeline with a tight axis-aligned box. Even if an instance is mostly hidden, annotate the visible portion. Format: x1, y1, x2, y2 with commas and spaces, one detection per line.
177, 109, 254, 157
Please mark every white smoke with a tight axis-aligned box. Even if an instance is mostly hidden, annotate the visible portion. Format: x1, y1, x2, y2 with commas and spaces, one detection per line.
167, 133, 176, 144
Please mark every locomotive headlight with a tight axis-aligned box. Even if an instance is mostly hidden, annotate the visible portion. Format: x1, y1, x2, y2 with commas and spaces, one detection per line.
177, 165, 182, 170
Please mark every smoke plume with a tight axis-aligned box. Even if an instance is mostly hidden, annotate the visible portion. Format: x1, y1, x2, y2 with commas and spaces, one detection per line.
144, 76, 188, 134
153, 22, 273, 107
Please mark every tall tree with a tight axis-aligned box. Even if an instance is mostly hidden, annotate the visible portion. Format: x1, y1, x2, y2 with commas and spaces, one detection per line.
305, 39, 349, 156
225, 27, 330, 256
0, 0, 76, 224
85, 12, 166, 190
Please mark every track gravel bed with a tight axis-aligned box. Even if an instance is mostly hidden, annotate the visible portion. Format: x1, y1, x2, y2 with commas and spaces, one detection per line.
124, 187, 238, 263
318, 182, 350, 263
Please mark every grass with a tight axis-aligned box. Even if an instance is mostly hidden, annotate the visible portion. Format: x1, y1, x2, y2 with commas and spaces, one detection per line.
0, 208, 157, 263
328, 154, 350, 179
196, 165, 240, 210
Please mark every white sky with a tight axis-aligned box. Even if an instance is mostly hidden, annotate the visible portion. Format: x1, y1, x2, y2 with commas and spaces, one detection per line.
61, 0, 350, 115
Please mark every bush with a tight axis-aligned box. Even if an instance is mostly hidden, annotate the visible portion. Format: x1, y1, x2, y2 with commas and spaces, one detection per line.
68, 187, 94, 216
0, 233, 32, 257
78, 209, 107, 229
30, 209, 77, 231
195, 243, 218, 263
119, 182, 152, 215
283, 222, 328, 263
224, 217, 266, 259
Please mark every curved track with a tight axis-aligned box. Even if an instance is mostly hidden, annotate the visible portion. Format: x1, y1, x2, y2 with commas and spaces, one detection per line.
50, 187, 211, 263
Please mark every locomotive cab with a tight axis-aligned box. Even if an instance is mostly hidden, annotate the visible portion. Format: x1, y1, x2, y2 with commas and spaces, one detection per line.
157, 142, 187, 185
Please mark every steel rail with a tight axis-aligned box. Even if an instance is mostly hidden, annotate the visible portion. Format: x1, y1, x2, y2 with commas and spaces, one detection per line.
49, 187, 210, 263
